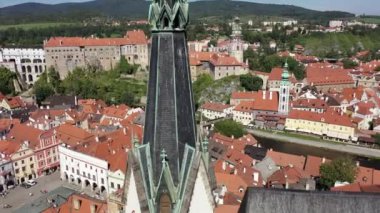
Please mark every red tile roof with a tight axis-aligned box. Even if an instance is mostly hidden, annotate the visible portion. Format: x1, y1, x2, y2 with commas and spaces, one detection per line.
234, 91, 279, 112
288, 109, 354, 127
0, 140, 21, 157
267, 165, 310, 185
210, 54, 243, 67
266, 150, 306, 169
3, 96, 25, 109
331, 183, 380, 193
42, 193, 107, 213
214, 205, 239, 213
0, 118, 20, 132
292, 99, 328, 110
201, 102, 232, 112
45, 30, 147, 47
231, 91, 257, 100
268, 67, 297, 83
307, 67, 354, 86
303, 155, 330, 177
56, 124, 94, 146
215, 172, 248, 198
7, 124, 43, 148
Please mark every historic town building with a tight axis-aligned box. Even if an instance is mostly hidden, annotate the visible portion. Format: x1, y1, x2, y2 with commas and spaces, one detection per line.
0, 48, 46, 86
44, 30, 149, 79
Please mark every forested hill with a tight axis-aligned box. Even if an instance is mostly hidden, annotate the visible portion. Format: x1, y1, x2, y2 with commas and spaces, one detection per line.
0, 0, 354, 24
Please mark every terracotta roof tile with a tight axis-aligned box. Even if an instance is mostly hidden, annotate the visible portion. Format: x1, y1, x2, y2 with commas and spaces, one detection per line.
7, 124, 43, 148
307, 67, 354, 86
303, 155, 330, 177
45, 30, 147, 47
266, 150, 306, 169
201, 102, 232, 112
288, 109, 354, 127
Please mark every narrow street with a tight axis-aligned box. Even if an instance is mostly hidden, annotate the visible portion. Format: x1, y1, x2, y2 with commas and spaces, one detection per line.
248, 129, 380, 158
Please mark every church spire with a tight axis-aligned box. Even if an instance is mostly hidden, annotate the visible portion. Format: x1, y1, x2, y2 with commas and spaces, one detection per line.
124, 1, 215, 212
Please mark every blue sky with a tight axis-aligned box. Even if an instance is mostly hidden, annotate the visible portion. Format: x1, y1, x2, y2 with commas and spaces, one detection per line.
0, 0, 379, 15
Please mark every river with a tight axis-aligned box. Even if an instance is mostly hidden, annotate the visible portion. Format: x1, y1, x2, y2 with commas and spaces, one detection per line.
256, 136, 380, 170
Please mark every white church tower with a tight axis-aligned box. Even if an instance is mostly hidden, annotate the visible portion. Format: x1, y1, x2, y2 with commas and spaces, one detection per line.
278, 61, 290, 115
229, 17, 244, 63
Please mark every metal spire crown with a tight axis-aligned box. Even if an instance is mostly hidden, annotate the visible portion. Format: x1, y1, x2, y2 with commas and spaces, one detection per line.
148, 0, 189, 31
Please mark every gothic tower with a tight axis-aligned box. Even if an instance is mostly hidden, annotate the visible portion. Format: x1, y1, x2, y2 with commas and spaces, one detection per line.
278, 61, 290, 115
229, 17, 244, 63
124, 1, 215, 212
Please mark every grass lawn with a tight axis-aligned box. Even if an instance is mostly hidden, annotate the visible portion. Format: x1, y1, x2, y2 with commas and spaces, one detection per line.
252, 128, 346, 145
0, 22, 79, 30
358, 17, 380, 24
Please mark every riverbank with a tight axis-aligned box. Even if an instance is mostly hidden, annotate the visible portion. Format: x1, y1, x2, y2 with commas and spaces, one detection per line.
247, 129, 380, 158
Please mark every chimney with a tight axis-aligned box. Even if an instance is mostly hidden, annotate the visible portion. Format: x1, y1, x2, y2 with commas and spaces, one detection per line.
234, 169, 238, 175
243, 167, 246, 174
95, 136, 99, 143
263, 91, 266, 100
270, 92, 273, 100
73, 198, 81, 210
222, 161, 226, 171
356, 161, 360, 167
322, 157, 326, 163
123, 127, 127, 135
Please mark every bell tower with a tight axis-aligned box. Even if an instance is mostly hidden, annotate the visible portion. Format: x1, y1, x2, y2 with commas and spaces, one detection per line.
229, 17, 244, 63
124, 1, 215, 212
278, 61, 290, 115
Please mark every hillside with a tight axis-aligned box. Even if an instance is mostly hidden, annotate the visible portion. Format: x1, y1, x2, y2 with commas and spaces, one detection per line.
0, 0, 354, 24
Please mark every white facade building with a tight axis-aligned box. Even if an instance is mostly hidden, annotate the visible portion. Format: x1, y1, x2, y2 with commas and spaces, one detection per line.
0, 48, 46, 86
59, 145, 109, 194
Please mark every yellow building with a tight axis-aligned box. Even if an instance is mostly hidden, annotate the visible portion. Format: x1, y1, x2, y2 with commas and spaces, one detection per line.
285, 110, 357, 141
11, 142, 37, 184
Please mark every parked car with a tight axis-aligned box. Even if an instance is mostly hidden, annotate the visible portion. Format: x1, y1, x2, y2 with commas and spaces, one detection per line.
25, 179, 37, 186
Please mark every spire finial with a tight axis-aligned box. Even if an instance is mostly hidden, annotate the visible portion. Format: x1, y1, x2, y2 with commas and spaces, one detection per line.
160, 149, 168, 163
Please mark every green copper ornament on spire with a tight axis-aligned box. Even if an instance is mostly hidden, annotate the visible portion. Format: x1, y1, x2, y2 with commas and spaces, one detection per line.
148, 0, 189, 31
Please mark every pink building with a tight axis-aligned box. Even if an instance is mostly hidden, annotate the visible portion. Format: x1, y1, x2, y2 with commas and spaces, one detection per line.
35, 129, 61, 176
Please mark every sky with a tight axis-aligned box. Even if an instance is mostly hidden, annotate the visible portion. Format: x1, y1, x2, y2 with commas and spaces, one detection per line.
0, 0, 379, 15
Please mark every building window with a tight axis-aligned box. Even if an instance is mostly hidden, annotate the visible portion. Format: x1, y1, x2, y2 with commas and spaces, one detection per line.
66, 165, 69, 171
30, 164, 34, 169
15, 169, 19, 174
21, 160, 25, 164
111, 182, 114, 189
30, 157, 33, 161
117, 184, 121, 189
77, 169, 80, 175
14, 162, 18, 167
22, 166, 26, 172
93, 175, 96, 181
101, 178, 104, 184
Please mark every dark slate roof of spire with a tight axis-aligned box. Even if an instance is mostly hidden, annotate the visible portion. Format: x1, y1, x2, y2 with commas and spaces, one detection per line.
239, 187, 380, 213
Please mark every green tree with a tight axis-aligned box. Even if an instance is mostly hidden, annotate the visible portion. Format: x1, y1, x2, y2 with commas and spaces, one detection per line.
240, 74, 263, 91
117, 57, 139, 75
319, 156, 357, 189
342, 59, 358, 69
34, 83, 54, 105
214, 119, 246, 138
0, 67, 16, 95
